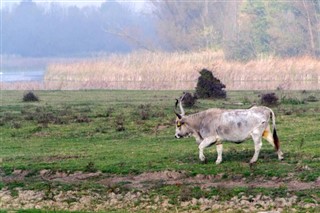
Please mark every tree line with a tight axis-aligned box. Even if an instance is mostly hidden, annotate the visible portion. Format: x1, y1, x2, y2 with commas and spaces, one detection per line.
2, 0, 320, 60
1, 0, 154, 57
151, 0, 320, 60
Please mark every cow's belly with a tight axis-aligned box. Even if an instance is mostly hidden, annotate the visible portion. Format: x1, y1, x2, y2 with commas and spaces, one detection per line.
220, 134, 250, 142
216, 125, 252, 142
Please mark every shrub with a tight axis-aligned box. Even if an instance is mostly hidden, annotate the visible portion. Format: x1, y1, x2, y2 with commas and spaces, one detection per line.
84, 161, 98, 173
74, 115, 91, 123
260, 93, 279, 106
23, 91, 39, 102
11, 121, 22, 129
115, 115, 125, 131
304, 95, 318, 102
181, 92, 197, 107
138, 104, 151, 120
195, 68, 226, 99
281, 96, 304, 105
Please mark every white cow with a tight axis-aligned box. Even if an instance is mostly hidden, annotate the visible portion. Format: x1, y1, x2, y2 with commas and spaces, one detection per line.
174, 97, 284, 164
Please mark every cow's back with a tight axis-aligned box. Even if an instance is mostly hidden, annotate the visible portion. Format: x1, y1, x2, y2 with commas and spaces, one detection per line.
201, 107, 270, 142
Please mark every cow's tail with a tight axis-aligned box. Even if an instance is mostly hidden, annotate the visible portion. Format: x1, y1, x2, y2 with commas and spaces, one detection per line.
269, 109, 280, 151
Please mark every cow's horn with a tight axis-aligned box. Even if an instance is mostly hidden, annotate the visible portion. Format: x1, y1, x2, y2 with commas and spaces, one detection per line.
174, 99, 182, 119
179, 94, 186, 116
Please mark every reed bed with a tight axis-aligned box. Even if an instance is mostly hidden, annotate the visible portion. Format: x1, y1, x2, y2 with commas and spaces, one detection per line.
1, 81, 44, 90
2, 51, 320, 90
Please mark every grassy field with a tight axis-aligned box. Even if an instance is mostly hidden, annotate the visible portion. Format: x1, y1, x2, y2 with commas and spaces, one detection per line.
0, 90, 319, 212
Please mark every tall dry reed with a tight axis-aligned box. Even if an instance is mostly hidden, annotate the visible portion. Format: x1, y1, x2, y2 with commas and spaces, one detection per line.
2, 51, 320, 90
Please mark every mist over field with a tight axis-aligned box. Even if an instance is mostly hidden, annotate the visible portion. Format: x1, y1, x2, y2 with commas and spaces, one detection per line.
1, 0, 320, 89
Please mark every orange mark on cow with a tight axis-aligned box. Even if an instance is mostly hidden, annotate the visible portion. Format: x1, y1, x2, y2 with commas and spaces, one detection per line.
262, 130, 269, 138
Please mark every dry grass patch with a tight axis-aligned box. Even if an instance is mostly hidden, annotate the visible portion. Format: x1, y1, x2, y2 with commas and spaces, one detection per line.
2, 51, 319, 90
44, 52, 320, 90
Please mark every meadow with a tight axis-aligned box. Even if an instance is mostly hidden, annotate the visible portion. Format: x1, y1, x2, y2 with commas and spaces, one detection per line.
0, 90, 319, 212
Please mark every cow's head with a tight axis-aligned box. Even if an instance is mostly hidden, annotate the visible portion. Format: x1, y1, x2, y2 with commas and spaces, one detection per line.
174, 95, 192, 138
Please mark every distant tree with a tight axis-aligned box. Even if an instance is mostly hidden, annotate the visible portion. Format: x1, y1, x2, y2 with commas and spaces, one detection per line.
266, 1, 316, 57
224, 1, 270, 61
225, 0, 320, 59
149, 0, 226, 51
101, 1, 157, 52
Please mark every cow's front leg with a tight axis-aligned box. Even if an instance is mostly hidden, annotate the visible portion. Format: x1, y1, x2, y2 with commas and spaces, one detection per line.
250, 133, 262, 164
215, 143, 223, 164
198, 137, 216, 162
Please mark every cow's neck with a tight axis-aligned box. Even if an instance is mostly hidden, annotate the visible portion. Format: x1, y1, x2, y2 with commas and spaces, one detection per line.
185, 113, 206, 143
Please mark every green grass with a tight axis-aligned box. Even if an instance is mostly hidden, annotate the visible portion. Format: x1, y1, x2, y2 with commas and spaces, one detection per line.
0, 90, 319, 212
1, 90, 319, 179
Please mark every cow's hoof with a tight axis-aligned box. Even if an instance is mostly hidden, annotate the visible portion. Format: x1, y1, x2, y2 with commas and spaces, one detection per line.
249, 161, 257, 169
249, 160, 256, 165
200, 159, 208, 164
215, 160, 222, 165
199, 154, 206, 162
249, 159, 257, 164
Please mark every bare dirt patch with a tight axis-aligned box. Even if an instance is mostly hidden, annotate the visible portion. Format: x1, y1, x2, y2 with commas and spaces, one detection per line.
1, 170, 319, 212
39, 169, 102, 182
3, 169, 319, 192
98, 171, 320, 191
2, 169, 31, 183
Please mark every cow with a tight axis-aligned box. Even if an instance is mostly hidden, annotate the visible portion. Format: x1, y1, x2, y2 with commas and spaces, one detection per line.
174, 96, 284, 164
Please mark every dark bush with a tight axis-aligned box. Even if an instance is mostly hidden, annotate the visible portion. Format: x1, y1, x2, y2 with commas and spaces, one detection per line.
23, 91, 39, 102
11, 121, 22, 129
115, 115, 125, 131
260, 93, 279, 106
138, 104, 151, 120
74, 115, 91, 123
304, 95, 318, 102
195, 68, 226, 99
181, 92, 197, 107
84, 161, 97, 173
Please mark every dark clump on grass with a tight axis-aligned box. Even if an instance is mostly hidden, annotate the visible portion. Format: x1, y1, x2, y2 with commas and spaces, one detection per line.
260, 93, 279, 106
138, 104, 151, 120
115, 115, 125, 131
85, 161, 98, 173
195, 68, 226, 99
304, 95, 318, 102
281, 96, 304, 105
74, 115, 91, 123
181, 92, 197, 108
23, 91, 39, 102
11, 121, 22, 129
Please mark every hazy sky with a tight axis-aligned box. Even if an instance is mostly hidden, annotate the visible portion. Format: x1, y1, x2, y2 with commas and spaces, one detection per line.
1, 0, 147, 10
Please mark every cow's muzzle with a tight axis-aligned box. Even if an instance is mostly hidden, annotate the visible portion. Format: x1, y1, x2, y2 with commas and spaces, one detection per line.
175, 133, 182, 139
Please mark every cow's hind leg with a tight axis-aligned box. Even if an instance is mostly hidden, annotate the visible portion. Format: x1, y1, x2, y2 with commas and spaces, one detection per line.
198, 137, 216, 162
215, 143, 223, 164
262, 125, 284, 161
262, 125, 274, 147
250, 133, 263, 164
